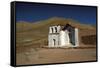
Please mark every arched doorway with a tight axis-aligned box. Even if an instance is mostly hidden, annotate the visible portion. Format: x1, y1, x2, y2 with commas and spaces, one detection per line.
53, 39, 56, 46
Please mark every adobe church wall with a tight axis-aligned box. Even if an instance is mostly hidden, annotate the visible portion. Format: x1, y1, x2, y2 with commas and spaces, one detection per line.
78, 29, 96, 47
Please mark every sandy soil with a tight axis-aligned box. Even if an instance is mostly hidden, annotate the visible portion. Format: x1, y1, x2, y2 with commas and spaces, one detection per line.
16, 18, 97, 65
16, 46, 96, 65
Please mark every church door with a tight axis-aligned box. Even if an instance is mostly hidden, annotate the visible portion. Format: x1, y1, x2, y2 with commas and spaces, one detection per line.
53, 39, 56, 46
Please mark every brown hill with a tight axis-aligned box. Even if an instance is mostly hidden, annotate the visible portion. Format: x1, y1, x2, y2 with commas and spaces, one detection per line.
16, 17, 96, 47
17, 17, 95, 32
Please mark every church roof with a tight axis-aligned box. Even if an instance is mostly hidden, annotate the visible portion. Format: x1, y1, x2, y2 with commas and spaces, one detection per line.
62, 24, 75, 32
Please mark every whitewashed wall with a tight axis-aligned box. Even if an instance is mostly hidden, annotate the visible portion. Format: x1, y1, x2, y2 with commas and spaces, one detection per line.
48, 26, 61, 47
48, 34, 59, 47
59, 30, 70, 47
74, 28, 79, 47
48, 25, 79, 47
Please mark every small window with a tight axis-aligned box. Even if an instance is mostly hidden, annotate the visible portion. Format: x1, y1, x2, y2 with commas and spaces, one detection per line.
51, 27, 53, 33
55, 27, 57, 33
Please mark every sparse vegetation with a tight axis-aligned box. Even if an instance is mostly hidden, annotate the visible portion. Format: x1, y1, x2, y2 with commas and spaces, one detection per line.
16, 17, 96, 65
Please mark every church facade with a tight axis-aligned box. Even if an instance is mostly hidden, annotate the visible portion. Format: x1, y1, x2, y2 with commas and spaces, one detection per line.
48, 24, 79, 47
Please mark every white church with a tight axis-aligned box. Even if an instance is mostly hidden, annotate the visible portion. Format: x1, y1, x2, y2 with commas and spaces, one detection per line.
48, 24, 79, 47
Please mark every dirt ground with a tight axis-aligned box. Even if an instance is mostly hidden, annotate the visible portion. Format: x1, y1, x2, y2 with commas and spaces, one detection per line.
16, 46, 96, 65
16, 18, 97, 65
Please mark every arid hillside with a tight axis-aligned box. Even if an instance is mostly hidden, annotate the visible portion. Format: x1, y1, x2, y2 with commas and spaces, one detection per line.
16, 17, 96, 47
16, 17, 97, 65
